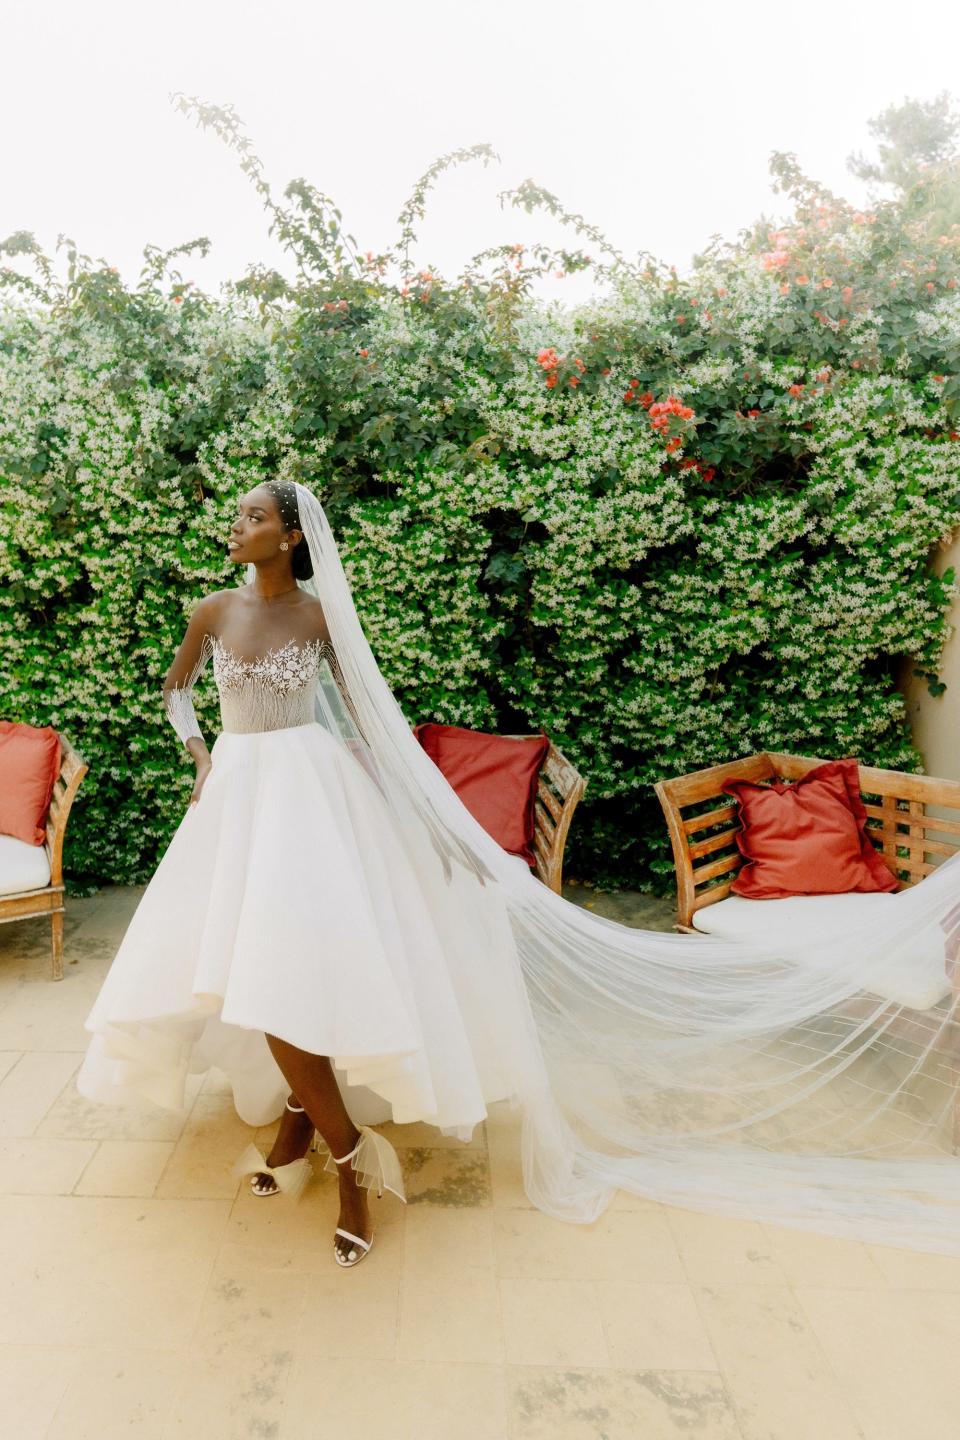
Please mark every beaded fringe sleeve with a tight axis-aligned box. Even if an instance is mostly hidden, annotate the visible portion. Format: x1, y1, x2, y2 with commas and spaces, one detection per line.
162, 632, 214, 746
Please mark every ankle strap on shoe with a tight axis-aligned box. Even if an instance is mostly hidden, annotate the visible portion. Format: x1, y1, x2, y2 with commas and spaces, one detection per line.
331, 1129, 364, 1164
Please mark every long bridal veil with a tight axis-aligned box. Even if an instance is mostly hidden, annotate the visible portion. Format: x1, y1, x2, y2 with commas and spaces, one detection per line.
273, 481, 960, 1254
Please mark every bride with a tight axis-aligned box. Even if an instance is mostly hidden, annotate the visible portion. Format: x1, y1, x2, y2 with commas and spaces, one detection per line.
77, 479, 960, 1264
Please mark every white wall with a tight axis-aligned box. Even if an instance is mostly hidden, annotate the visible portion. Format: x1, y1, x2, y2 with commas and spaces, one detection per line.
902, 530, 960, 781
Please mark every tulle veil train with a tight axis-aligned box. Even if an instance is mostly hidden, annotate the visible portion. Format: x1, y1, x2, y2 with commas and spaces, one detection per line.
265, 482, 960, 1254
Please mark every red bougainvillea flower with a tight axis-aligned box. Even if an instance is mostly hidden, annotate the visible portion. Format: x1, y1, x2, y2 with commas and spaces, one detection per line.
762, 250, 790, 270
545, 374, 558, 389
623, 391, 635, 402
676, 314, 687, 323
601, 367, 611, 376
817, 369, 831, 381
681, 457, 698, 470
699, 466, 716, 482
536, 348, 560, 370
569, 376, 580, 387
665, 436, 681, 452
573, 358, 586, 372
359, 348, 369, 358
787, 384, 804, 397
926, 282, 936, 291
639, 392, 653, 408
747, 409, 760, 418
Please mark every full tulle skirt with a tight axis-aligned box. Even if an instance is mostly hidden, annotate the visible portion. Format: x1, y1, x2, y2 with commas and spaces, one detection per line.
76, 721, 526, 1134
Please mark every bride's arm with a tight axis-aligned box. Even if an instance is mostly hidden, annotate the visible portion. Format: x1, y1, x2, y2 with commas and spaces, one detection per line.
162, 594, 223, 794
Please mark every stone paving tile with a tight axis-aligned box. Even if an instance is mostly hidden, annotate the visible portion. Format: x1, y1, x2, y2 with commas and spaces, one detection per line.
0, 885, 951, 1440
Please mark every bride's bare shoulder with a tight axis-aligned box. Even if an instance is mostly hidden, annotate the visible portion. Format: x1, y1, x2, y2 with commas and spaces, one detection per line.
297, 592, 331, 642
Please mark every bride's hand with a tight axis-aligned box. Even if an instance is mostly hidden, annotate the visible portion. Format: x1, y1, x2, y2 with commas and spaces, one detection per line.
190, 759, 212, 808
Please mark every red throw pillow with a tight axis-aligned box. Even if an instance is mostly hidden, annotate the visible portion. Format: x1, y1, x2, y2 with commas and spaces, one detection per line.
722, 758, 898, 899
0, 721, 62, 846
413, 722, 549, 866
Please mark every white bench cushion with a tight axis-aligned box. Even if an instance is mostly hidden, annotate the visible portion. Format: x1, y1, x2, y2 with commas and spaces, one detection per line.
0, 834, 52, 896
692, 892, 952, 1010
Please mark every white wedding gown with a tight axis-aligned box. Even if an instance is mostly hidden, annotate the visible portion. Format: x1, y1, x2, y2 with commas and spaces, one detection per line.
75, 478, 960, 1254
77, 634, 525, 1137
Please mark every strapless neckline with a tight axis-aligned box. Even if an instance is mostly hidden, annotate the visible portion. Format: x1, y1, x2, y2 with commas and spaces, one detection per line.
210, 635, 332, 669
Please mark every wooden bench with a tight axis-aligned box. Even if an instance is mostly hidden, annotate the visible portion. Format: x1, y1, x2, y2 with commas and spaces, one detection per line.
655, 751, 960, 1150
654, 751, 960, 930
0, 734, 88, 980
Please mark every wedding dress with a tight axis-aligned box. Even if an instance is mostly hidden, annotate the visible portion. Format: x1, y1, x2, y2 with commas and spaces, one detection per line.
77, 482, 960, 1255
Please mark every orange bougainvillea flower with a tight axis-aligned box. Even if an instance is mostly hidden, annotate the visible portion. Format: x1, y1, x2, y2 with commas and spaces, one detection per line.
787, 384, 804, 397
795, 274, 809, 286
747, 409, 760, 418
780, 284, 791, 295
820, 277, 834, 288
546, 374, 558, 389
601, 367, 611, 376
359, 348, 369, 358
639, 392, 653, 408
716, 287, 727, 297
926, 282, 936, 291
841, 286, 853, 303
665, 436, 681, 452
569, 376, 580, 387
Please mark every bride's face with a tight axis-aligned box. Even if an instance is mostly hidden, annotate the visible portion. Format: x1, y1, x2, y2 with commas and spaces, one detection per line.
227, 486, 290, 566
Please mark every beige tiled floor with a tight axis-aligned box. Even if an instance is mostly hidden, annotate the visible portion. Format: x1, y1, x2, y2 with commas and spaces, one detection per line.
1, 883, 959, 1439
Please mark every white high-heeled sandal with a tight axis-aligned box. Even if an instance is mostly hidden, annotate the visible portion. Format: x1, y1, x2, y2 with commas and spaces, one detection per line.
327, 1124, 407, 1268
233, 1099, 316, 1199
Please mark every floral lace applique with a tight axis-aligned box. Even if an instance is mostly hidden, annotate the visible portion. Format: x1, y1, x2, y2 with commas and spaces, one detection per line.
211, 635, 327, 694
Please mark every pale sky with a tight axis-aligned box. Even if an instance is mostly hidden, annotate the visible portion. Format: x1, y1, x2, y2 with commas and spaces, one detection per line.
4, 0, 960, 306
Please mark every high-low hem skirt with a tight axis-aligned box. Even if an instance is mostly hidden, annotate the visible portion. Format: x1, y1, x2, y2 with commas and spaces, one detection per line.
76, 721, 526, 1138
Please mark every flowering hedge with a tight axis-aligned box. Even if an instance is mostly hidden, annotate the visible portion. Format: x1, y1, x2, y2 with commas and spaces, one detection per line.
2, 121, 959, 891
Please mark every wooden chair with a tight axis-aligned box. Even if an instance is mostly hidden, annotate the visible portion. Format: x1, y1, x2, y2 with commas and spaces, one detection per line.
504, 735, 587, 894
411, 726, 586, 894
0, 735, 88, 980
654, 751, 960, 931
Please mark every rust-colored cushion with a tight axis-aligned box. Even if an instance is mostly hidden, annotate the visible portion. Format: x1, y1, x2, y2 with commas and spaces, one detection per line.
413, 722, 549, 866
722, 758, 898, 899
0, 721, 61, 846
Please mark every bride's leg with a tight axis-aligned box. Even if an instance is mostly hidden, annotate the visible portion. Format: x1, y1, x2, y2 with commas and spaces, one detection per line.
248, 1092, 316, 1194
265, 1033, 371, 1262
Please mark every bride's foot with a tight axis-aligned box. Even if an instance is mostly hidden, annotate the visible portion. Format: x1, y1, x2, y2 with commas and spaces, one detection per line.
250, 1097, 315, 1196
333, 1129, 373, 1265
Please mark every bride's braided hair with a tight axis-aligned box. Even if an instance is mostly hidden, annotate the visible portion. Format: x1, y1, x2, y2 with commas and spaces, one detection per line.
265, 480, 314, 580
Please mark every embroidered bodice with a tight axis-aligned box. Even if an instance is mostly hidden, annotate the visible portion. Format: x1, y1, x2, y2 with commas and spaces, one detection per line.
213, 635, 327, 733
164, 632, 360, 742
